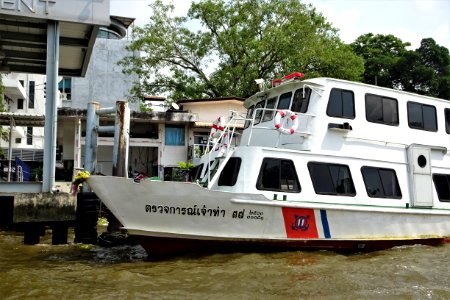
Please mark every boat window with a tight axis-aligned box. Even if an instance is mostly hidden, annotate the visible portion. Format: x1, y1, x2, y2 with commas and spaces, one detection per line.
326, 88, 355, 119
365, 94, 399, 126
291, 87, 311, 113
256, 158, 301, 193
276, 92, 293, 110
407, 101, 437, 132
218, 157, 242, 186
432, 174, 450, 202
445, 108, 450, 134
361, 167, 402, 199
254, 100, 266, 125
244, 105, 254, 129
262, 97, 277, 122
308, 162, 356, 196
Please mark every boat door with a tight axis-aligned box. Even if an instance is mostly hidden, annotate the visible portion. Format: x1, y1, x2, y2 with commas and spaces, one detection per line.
407, 145, 433, 207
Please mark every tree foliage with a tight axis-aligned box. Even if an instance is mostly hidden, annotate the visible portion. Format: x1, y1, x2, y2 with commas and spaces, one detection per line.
351, 34, 450, 99
121, 0, 364, 100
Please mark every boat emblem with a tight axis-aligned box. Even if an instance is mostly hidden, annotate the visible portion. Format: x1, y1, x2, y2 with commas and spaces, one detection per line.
292, 215, 309, 231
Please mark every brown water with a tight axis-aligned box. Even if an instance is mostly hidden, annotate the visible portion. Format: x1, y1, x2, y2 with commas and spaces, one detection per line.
0, 230, 449, 299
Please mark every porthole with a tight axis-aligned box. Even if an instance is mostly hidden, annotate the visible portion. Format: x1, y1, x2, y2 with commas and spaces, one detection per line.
417, 155, 427, 168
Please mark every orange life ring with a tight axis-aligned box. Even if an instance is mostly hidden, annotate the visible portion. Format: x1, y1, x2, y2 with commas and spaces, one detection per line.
274, 110, 298, 135
210, 116, 225, 138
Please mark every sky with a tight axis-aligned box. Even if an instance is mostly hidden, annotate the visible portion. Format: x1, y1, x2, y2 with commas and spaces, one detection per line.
110, 0, 450, 50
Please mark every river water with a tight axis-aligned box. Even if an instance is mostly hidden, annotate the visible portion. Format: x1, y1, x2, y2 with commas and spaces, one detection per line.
0, 229, 449, 299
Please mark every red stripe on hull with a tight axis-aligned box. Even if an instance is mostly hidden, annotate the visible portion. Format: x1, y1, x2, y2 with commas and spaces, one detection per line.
135, 236, 447, 258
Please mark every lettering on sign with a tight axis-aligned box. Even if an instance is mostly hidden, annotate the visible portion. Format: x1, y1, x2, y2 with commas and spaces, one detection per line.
1, 0, 56, 15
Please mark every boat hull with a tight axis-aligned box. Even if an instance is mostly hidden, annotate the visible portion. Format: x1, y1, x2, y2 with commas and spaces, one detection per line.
87, 176, 450, 256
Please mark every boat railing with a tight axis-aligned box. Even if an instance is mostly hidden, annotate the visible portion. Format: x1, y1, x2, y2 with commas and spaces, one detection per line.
200, 111, 246, 188
246, 108, 315, 147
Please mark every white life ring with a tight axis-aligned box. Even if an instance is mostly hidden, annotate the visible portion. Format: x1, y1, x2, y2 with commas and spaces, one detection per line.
274, 110, 298, 135
210, 116, 225, 139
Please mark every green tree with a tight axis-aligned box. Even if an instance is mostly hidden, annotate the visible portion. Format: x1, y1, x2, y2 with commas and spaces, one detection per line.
351, 33, 410, 87
121, 0, 364, 100
351, 34, 450, 99
394, 38, 450, 99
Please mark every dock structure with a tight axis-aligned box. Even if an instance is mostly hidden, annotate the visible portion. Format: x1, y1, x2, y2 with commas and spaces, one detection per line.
0, 0, 127, 244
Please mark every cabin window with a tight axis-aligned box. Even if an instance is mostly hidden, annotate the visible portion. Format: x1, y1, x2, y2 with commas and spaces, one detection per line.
308, 162, 356, 196
276, 92, 293, 110
432, 174, 450, 202
165, 125, 185, 145
262, 97, 277, 122
218, 157, 242, 186
445, 109, 450, 134
365, 94, 399, 126
361, 167, 402, 198
291, 87, 311, 113
244, 105, 255, 129
254, 100, 266, 125
407, 101, 437, 132
256, 158, 300, 193
327, 88, 355, 119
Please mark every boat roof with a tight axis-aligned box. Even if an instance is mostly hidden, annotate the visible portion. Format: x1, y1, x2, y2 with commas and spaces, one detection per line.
244, 77, 449, 109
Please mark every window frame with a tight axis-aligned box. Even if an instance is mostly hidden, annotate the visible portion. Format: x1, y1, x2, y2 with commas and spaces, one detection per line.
365, 93, 399, 126
326, 88, 355, 119
361, 166, 402, 199
256, 157, 301, 193
445, 108, 450, 134
432, 173, 450, 202
291, 87, 311, 113
276, 92, 293, 110
164, 125, 185, 146
407, 101, 437, 132
218, 157, 242, 186
308, 162, 356, 196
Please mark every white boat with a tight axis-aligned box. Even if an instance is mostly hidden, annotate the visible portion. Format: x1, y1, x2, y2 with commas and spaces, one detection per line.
88, 74, 450, 255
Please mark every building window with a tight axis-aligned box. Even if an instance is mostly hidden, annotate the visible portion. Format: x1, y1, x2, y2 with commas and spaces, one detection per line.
218, 157, 242, 186
365, 94, 399, 126
291, 87, 311, 113
19, 80, 24, 87
326, 88, 355, 119
276, 92, 293, 110
407, 101, 437, 131
432, 174, 450, 202
58, 77, 72, 100
17, 99, 24, 110
28, 81, 35, 109
256, 158, 301, 193
445, 108, 450, 134
15, 138, 21, 144
26, 127, 33, 145
165, 125, 185, 146
308, 162, 356, 196
361, 166, 402, 198
262, 97, 277, 122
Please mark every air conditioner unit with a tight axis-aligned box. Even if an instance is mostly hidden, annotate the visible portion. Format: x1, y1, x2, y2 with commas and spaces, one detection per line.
60, 93, 67, 101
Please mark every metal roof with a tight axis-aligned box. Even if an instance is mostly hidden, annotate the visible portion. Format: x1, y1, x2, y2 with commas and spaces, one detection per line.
0, 15, 133, 77
0, 112, 45, 127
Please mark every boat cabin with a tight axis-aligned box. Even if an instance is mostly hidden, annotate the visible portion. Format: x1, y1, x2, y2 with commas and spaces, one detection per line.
196, 77, 450, 213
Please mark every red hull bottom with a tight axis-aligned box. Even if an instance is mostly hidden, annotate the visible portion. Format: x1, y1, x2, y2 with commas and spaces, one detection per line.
135, 236, 447, 258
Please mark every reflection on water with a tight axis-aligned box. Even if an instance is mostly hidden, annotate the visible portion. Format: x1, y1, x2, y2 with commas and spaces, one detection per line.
0, 230, 449, 299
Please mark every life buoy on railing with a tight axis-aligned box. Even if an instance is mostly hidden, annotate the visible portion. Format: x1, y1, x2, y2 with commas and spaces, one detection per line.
274, 110, 298, 135
210, 116, 225, 139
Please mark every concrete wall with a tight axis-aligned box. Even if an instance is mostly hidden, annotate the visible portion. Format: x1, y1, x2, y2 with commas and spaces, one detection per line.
69, 38, 139, 111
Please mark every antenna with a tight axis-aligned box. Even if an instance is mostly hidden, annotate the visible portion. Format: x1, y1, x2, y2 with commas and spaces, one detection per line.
171, 102, 179, 110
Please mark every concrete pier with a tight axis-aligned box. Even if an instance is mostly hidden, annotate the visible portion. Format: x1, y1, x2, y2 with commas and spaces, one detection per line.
0, 192, 76, 245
